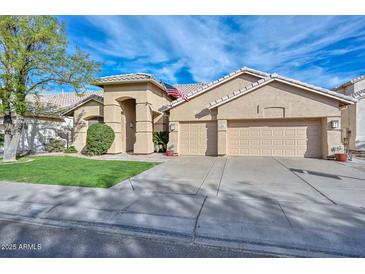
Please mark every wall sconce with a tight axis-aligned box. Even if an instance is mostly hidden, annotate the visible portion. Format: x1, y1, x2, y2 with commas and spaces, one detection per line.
330, 120, 339, 129
169, 123, 176, 131
129, 122, 134, 128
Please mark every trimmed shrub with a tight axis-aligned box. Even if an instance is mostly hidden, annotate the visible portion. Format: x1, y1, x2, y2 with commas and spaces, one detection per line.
47, 138, 65, 152
86, 123, 115, 156
64, 146, 78, 153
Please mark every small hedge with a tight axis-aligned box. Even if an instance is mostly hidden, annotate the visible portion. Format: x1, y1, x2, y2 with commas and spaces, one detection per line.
86, 123, 115, 156
64, 146, 77, 153
47, 138, 65, 152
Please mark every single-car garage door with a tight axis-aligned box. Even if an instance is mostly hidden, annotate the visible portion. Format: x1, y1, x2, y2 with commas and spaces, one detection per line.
179, 121, 217, 156
228, 119, 321, 158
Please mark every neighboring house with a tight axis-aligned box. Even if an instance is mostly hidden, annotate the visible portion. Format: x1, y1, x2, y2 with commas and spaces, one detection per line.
0, 91, 102, 154
333, 76, 365, 152
65, 68, 355, 159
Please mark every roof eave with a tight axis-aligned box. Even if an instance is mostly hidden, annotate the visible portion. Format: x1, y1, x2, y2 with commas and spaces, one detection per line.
62, 97, 104, 116
93, 78, 166, 91
208, 77, 355, 110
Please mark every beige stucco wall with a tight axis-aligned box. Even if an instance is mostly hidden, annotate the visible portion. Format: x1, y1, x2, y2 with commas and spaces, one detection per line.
103, 82, 171, 154
72, 100, 104, 152
217, 81, 341, 119
169, 74, 262, 122
147, 83, 170, 133
338, 79, 365, 151
341, 104, 357, 150
168, 78, 345, 158
321, 116, 342, 158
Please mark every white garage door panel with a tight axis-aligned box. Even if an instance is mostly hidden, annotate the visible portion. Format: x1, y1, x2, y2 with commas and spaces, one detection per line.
179, 122, 217, 156
228, 120, 321, 158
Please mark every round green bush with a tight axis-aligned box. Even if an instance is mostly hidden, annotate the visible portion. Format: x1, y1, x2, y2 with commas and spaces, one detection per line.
86, 123, 115, 155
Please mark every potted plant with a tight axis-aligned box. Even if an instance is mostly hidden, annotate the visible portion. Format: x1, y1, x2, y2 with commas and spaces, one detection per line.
165, 144, 175, 156
332, 145, 348, 162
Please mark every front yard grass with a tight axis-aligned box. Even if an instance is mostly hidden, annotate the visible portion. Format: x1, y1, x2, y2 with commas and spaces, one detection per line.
0, 156, 157, 188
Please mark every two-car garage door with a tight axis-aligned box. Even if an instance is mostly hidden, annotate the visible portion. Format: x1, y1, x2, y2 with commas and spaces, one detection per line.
228, 119, 321, 157
178, 119, 322, 158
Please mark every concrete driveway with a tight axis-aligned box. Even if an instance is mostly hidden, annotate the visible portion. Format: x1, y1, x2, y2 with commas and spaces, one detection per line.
123, 156, 365, 207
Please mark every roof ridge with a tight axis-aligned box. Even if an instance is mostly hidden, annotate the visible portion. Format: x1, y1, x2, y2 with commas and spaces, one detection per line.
98, 72, 153, 79
94, 72, 166, 91
206, 74, 356, 110
174, 83, 206, 86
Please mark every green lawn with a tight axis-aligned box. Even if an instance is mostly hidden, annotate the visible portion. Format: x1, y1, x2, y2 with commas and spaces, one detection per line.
0, 156, 157, 188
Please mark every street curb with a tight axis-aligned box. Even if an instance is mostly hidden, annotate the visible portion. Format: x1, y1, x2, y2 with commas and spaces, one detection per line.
0, 212, 361, 258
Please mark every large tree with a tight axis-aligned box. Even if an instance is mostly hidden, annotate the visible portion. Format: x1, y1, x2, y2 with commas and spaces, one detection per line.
0, 16, 99, 161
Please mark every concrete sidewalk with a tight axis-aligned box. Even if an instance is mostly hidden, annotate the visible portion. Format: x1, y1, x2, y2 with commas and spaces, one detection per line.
0, 181, 364, 257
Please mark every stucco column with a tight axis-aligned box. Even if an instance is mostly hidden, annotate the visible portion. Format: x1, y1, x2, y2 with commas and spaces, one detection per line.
167, 121, 179, 154
321, 116, 342, 159
217, 119, 227, 156
104, 103, 124, 153
356, 99, 365, 150
134, 102, 154, 154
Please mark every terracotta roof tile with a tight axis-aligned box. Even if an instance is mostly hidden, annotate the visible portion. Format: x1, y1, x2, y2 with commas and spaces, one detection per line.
27, 90, 104, 109
173, 83, 207, 94
94, 73, 166, 90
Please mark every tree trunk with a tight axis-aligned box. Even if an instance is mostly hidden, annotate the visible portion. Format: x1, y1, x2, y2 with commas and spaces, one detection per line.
3, 114, 24, 162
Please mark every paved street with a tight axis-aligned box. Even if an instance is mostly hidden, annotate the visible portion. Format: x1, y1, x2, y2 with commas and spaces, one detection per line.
0, 220, 274, 258
0, 156, 365, 257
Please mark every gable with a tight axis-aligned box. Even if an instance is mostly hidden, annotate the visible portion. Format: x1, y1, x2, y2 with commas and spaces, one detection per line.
169, 73, 263, 121
163, 67, 269, 111
216, 81, 341, 120
64, 98, 104, 117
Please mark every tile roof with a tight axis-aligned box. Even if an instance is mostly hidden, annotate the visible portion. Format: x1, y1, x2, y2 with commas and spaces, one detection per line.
207, 73, 356, 110
173, 83, 207, 94
62, 94, 104, 116
353, 88, 365, 99
95, 73, 206, 97
27, 90, 104, 109
94, 73, 167, 90
334, 75, 365, 90
160, 67, 270, 111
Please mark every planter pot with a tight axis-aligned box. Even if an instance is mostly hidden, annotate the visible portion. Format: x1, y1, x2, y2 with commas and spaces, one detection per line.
165, 150, 174, 156
158, 144, 164, 152
335, 153, 348, 162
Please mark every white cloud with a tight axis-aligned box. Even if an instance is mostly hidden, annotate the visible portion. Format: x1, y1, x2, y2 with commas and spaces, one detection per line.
69, 16, 365, 87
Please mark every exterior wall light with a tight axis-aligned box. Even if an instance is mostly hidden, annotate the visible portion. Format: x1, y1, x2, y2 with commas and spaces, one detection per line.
330, 120, 339, 129
169, 123, 176, 131
129, 122, 134, 128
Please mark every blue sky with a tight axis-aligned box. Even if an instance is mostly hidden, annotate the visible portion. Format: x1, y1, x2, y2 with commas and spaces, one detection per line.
59, 16, 365, 89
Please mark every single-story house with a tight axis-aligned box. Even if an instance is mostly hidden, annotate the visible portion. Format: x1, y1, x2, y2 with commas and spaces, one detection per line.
63, 67, 356, 159
0, 91, 103, 154
333, 75, 365, 152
